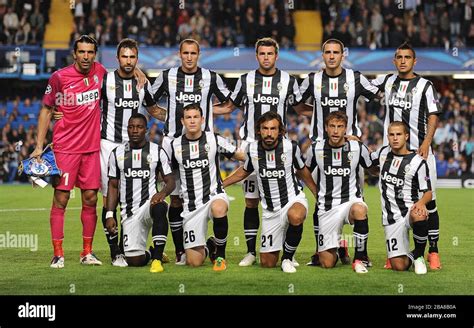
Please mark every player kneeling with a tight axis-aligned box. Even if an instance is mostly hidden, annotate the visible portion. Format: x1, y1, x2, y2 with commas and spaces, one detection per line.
372, 122, 431, 274
170, 104, 245, 271
305, 112, 374, 273
223, 112, 317, 273
105, 114, 175, 273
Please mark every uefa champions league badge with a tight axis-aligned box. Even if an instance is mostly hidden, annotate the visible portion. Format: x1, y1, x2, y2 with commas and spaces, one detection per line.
404, 164, 411, 174
347, 151, 353, 161
199, 80, 205, 89
45, 84, 52, 94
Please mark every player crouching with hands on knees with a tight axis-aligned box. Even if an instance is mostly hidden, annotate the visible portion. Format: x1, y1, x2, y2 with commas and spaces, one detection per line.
371, 122, 431, 274
105, 113, 175, 273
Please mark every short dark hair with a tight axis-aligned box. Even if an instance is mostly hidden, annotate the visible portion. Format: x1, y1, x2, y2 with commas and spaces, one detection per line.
179, 38, 200, 53
388, 121, 409, 134
255, 111, 286, 140
255, 37, 279, 54
73, 35, 98, 53
117, 38, 138, 57
129, 113, 148, 127
395, 42, 416, 58
325, 111, 348, 127
183, 103, 203, 116
322, 38, 344, 53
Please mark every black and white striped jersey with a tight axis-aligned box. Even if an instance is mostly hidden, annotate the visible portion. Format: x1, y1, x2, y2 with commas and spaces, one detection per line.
101, 70, 155, 143
299, 68, 379, 140
243, 138, 305, 211
371, 146, 431, 226
371, 74, 442, 150
151, 67, 230, 138
305, 139, 373, 214
230, 69, 302, 142
171, 131, 235, 213
108, 141, 172, 220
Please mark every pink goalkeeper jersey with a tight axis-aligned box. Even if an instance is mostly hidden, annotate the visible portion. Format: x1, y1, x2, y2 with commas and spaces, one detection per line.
43, 62, 107, 153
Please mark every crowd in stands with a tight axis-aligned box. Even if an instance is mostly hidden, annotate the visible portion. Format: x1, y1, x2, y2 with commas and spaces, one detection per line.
70, 0, 296, 49
2, 76, 473, 183
2, 0, 474, 50
0, 0, 49, 45
320, 0, 474, 49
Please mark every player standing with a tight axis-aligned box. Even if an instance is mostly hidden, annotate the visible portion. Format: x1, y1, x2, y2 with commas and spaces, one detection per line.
106, 113, 175, 272
223, 111, 317, 273
371, 42, 442, 270
32, 35, 106, 268
151, 39, 232, 265
225, 37, 306, 266
99, 38, 166, 267
371, 122, 431, 274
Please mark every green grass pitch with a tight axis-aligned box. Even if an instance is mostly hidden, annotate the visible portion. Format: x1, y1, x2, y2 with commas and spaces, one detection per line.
0, 184, 472, 295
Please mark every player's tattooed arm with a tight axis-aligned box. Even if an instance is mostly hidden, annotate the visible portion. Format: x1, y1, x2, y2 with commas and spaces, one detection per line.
417, 115, 439, 159
31, 105, 53, 158
213, 100, 236, 115
296, 166, 318, 198
151, 172, 176, 205
105, 178, 120, 234
222, 166, 251, 188
293, 102, 313, 117
146, 104, 167, 122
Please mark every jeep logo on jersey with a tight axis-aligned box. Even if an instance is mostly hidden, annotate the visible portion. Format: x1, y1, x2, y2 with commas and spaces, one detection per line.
175, 92, 202, 103
320, 97, 347, 107
381, 171, 404, 187
124, 168, 151, 179
324, 165, 350, 177
183, 158, 209, 169
115, 98, 140, 109
388, 97, 412, 110
253, 94, 279, 106
76, 89, 99, 105
259, 168, 285, 179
